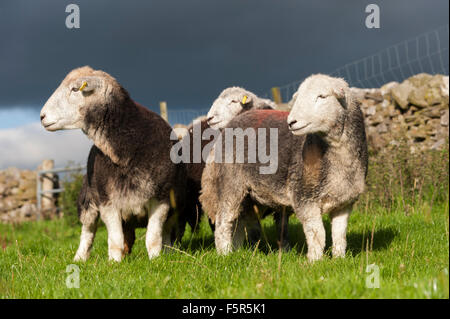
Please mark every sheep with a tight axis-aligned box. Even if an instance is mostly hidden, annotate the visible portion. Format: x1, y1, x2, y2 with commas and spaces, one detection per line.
40, 66, 186, 262
206, 86, 277, 130
178, 87, 290, 248
199, 74, 368, 261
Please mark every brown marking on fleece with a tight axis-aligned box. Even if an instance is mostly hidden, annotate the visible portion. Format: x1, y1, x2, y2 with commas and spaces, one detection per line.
245, 110, 289, 128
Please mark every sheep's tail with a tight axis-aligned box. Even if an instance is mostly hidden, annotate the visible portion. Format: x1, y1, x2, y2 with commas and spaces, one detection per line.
199, 159, 220, 224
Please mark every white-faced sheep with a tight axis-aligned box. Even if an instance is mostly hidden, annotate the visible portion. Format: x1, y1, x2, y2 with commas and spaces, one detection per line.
180, 87, 291, 247
199, 74, 368, 261
40, 66, 186, 262
206, 86, 277, 129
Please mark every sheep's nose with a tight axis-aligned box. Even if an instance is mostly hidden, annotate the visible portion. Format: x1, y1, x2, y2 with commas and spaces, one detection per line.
288, 119, 297, 127
40, 114, 46, 122
207, 116, 214, 122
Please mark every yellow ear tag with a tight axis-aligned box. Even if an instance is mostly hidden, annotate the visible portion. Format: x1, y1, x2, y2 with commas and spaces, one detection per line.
242, 95, 248, 104
79, 81, 87, 92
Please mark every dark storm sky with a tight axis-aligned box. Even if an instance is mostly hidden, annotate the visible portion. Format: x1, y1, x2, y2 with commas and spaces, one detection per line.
0, 0, 448, 113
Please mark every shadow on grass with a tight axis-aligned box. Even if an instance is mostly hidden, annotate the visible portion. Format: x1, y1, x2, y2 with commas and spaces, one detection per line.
345, 227, 398, 256
262, 218, 398, 256
182, 216, 398, 257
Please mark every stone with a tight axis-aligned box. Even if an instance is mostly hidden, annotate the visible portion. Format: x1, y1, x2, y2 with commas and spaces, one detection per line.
409, 127, 427, 142
366, 105, 376, 116
408, 73, 433, 87
0, 184, 7, 196
431, 139, 446, 150
16, 188, 36, 201
380, 81, 399, 96
418, 107, 442, 119
376, 122, 388, 134
370, 114, 385, 125
408, 86, 429, 108
4, 167, 20, 180
20, 203, 37, 218
19, 178, 35, 191
365, 91, 383, 103
441, 76, 449, 103
441, 109, 449, 126
20, 170, 36, 181
391, 80, 414, 110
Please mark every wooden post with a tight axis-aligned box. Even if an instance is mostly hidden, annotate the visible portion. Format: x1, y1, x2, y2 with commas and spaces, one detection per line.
39, 159, 55, 212
159, 101, 168, 122
271, 87, 283, 105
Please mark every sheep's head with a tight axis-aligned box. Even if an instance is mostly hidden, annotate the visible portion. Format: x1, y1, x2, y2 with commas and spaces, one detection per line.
287, 74, 350, 139
206, 87, 258, 129
40, 66, 119, 131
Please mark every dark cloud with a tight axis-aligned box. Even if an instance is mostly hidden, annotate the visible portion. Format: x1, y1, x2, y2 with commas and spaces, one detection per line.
0, 0, 448, 113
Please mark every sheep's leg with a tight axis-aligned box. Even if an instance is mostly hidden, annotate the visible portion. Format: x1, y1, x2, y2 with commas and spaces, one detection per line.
146, 200, 170, 259
274, 210, 290, 251
123, 223, 136, 255
215, 208, 239, 255
330, 206, 351, 258
162, 212, 177, 252
74, 207, 99, 262
100, 207, 124, 262
298, 206, 325, 261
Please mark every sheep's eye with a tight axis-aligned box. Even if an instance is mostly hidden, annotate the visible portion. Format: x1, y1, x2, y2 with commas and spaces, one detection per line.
71, 87, 79, 92
317, 94, 327, 99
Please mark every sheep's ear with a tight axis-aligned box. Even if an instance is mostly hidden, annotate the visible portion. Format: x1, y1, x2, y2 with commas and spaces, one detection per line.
74, 76, 102, 93
241, 94, 252, 106
333, 88, 348, 109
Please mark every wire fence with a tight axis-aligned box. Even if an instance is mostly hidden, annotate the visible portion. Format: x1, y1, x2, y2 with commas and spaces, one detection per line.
36, 165, 86, 216
167, 108, 209, 126
264, 25, 449, 103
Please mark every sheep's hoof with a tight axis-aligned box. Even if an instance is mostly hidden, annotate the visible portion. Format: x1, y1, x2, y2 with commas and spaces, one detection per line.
332, 249, 346, 258
306, 251, 323, 262
147, 250, 161, 259
108, 248, 124, 262
216, 245, 233, 256
74, 252, 89, 262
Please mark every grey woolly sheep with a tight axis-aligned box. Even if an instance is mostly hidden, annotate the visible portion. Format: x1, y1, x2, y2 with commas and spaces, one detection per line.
199, 74, 368, 261
180, 88, 290, 248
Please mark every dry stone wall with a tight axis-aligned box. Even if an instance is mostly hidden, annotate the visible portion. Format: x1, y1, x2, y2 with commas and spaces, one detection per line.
284, 73, 449, 152
0, 168, 38, 223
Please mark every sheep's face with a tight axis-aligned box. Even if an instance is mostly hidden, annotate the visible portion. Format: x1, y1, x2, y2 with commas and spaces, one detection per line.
287, 74, 349, 138
40, 67, 106, 132
206, 87, 253, 129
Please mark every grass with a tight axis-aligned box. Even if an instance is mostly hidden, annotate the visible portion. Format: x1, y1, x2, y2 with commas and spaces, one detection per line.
1, 145, 448, 298
0, 200, 448, 299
